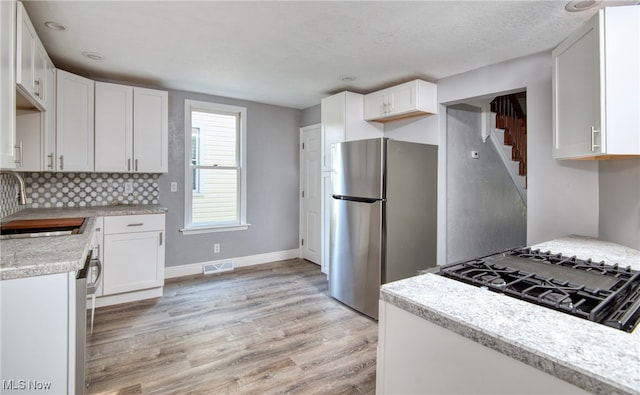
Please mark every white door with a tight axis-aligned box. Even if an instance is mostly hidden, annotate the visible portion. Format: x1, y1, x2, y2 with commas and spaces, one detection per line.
300, 124, 322, 265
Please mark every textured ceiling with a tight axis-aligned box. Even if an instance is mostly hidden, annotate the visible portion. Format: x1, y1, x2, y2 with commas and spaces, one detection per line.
21, 1, 638, 109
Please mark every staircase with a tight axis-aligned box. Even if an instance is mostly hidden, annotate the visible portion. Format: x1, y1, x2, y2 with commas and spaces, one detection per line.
482, 93, 527, 205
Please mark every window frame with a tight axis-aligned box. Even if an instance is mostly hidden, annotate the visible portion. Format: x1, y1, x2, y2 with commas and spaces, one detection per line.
191, 127, 202, 195
181, 99, 249, 234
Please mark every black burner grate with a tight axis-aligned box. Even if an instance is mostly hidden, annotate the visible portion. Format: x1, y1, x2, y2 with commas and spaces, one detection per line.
437, 248, 640, 332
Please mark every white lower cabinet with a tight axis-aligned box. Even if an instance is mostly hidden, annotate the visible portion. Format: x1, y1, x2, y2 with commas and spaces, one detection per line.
0, 272, 76, 394
100, 214, 165, 306
376, 302, 589, 394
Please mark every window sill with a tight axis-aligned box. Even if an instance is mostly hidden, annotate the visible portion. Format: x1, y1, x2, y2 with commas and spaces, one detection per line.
180, 223, 250, 235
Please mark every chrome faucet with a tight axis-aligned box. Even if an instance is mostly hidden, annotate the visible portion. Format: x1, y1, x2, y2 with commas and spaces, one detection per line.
5, 171, 27, 205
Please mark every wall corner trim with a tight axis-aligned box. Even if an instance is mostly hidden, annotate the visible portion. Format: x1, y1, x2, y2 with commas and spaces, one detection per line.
164, 249, 300, 279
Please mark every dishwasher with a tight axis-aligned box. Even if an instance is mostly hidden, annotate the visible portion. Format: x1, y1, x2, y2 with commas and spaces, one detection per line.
76, 236, 102, 394
75, 252, 90, 394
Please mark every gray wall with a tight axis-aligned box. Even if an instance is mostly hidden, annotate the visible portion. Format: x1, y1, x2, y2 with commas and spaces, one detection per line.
435, 51, 601, 263
161, 89, 302, 267
301, 104, 320, 127
599, 159, 640, 250
446, 104, 526, 263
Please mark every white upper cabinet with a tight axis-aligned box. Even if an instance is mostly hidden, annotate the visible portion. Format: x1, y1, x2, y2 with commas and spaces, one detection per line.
95, 83, 168, 173
16, 1, 51, 110
364, 79, 438, 122
321, 91, 383, 171
552, 5, 640, 159
43, 63, 56, 170
95, 82, 133, 172
15, 62, 56, 172
133, 87, 168, 173
0, 0, 16, 169
56, 69, 95, 171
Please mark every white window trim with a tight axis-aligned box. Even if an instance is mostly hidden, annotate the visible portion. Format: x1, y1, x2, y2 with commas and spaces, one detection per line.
181, 99, 249, 234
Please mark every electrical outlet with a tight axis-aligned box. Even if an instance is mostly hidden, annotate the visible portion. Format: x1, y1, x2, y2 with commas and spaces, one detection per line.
124, 181, 133, 194
170, 182, 178, 192
214, 243, 220, 254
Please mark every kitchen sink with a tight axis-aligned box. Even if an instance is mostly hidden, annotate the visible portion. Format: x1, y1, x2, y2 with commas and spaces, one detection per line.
0, 217, 88, 240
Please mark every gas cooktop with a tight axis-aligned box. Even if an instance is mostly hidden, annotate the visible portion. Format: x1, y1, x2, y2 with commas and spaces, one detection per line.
436, 247, 640, 332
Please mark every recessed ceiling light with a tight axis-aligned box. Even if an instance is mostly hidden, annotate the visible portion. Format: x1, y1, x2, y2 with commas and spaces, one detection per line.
81, 51, 104, 61
340, 75, 356, 82
44, 21, 66, 31
565, 0, 601, 12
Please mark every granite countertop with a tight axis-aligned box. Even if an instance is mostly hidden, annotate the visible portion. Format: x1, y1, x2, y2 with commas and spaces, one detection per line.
0, 205, 167, 281
381, 235, 640, 395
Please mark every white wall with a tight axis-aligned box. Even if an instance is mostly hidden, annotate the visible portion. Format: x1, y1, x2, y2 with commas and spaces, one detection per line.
433, 51, 600, 263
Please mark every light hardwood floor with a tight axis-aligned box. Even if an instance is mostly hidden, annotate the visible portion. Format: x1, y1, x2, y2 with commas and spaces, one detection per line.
86, 259, 378, 394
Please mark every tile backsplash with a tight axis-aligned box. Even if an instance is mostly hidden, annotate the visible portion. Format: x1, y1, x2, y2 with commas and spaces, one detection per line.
1, 172, 160, 219
0, 173, 21, 218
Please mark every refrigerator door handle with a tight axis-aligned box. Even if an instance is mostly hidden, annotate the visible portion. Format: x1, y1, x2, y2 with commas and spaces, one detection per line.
332, 194, 383, 203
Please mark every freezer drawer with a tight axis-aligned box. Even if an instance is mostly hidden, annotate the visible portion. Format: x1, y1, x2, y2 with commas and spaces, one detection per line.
329, 198, 382, 319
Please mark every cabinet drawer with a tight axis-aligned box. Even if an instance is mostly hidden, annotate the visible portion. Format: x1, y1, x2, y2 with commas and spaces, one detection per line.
104, 214, 165, 234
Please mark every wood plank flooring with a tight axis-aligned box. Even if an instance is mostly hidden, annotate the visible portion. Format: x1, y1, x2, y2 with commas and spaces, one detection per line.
86, 259, 378, 394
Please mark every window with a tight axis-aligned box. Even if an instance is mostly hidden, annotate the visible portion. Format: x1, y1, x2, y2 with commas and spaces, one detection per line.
191, 127, 201, 193
182, 100, 248, 233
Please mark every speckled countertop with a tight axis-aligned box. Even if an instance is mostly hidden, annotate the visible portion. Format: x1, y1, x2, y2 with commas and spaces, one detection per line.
381, 236, 640, 395
0, 205, 167, 281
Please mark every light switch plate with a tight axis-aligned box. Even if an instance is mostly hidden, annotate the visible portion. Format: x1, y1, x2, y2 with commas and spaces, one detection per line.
170, 182, 177, 192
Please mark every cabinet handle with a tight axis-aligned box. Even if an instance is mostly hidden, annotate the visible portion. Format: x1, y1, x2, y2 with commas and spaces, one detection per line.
590, 126, 600, 152
59, 155, 64, 170
13, 141, 23, 166
127, 223, 144, 227
34, 78, 41, 98
47, 153, 54, 169
159, 232, 163, 246
128, 158, 131, 171
135, 159, 138, 172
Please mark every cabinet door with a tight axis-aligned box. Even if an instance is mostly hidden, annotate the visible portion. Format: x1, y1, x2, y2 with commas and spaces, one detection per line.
43, 63, 56, 170
363, 90, 387, 120
56, 70, 94, 171
95, 82, 133, 172
32, 42, 48, 107
16, 2, 36, 101
320, 93, 346, 171
0, 273, 72, 394
552, 14, 602, 158
133, 87, 168, 173
103, 231, 164, 295
15, 112, 42, 171
388, 82, 417, 116
0, 0, 16, 169
321, 172, 331, 274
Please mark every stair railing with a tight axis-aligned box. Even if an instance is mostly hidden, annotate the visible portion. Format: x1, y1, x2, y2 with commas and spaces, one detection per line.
491, 94, 527, 177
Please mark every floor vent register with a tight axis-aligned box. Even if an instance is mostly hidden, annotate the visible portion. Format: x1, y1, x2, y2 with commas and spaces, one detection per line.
203, 261, 234, 275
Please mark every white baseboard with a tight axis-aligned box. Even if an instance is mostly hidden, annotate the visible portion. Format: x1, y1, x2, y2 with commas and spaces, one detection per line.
164, 248, 300, 279
92, 287, 164, 308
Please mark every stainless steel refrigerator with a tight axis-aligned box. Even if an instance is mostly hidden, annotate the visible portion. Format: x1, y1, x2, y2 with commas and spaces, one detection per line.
329, 137, 437, 319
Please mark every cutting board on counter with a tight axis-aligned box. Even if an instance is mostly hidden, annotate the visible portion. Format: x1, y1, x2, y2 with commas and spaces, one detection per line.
0, 217, 86, 231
